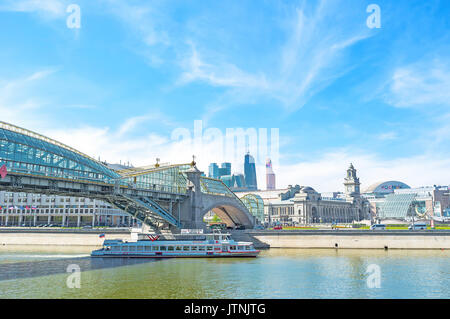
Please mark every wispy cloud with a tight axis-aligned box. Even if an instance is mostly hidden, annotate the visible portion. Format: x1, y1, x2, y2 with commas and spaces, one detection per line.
0, 0, 67, 18
386, 58, 450, 108
178, 0, 372, 114
0, 68, 58, 127
117, 111, 175, 136
276, 149, 450, 193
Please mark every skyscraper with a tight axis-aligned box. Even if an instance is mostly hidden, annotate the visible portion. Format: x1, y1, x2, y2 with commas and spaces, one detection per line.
208, 163, 219, 179
218, 162, 231, 177
266, 158, 276, 190
244, 152, 258, 190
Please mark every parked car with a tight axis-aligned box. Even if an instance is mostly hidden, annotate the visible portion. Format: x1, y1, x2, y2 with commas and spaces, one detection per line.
273, 225, 283, 230
408, 223, 427, 230
234, 224, 245, 230
253, 225, 265, 230
370, 224, 386, 230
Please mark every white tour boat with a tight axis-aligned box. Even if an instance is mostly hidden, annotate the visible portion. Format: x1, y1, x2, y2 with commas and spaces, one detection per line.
91, 229, 260, 258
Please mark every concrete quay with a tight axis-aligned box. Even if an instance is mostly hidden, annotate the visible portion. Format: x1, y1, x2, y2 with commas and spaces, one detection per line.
0, 228, 449, 249
245, 229, 450, 249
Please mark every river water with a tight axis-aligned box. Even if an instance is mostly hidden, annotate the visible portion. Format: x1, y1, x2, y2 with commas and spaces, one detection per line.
0, 245, 448, 298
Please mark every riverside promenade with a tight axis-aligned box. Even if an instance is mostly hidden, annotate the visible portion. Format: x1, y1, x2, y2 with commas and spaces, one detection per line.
0, 228, 449, 249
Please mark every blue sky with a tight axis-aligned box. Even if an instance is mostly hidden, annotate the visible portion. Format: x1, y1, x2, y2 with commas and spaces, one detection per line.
0, 0, 449, 191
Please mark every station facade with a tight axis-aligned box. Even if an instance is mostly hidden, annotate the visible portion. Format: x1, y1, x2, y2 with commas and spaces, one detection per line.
236, 164, 370, 225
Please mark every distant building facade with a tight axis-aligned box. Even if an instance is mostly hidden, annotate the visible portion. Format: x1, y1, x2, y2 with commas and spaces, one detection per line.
0, 191, 136, 227
363, 184, 450, 222
236, 164, 370, 225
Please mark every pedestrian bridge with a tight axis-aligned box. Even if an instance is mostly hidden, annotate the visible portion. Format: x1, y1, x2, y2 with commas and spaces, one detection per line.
0, 121, 256, 230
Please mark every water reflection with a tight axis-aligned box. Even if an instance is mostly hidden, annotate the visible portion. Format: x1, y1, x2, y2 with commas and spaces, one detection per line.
0, 256, 160, 282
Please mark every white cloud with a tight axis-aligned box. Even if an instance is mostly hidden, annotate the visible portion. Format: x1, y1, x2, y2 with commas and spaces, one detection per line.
274, 150, 450, 193
377, 132, 397, 141
0, 68, 57, 127
178, 44, 269, 89
387, 59, 450, 107
117, 112, 175, 136
0, 0, 67, 18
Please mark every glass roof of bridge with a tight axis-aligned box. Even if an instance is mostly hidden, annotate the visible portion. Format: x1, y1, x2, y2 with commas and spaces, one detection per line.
119, 164, 192, 194
0, 121, 121, 182
200, 177, 236, 197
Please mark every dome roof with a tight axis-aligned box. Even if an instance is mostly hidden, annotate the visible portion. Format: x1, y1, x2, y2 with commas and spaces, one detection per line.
364, 181, 410, 194
300, 186, 316, 193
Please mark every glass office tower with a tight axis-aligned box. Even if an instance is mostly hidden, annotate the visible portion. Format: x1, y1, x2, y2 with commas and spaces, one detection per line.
244, 152, 258, 190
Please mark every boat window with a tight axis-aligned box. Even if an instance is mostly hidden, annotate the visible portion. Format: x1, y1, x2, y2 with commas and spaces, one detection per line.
230, 246, 236, 250
168, 246, 174, 251
121, 246, 128, 251
176, 246, 182, 251
245, 246, 250, 250
137, 246, 144, 251
214, 247, 221, 251
249, 245, 254, 250
151, 246, 158, 251
207, 246, 213, 251
226, 236, 231, 240
238, 246, 244, 250
183, 246, 190, 251
145, 246, 152, 251
160, 246, 167, 251
191, 246, 198, 251
129, 246, 136, 251
199, 246, 205, 251
213, 235, 219, 241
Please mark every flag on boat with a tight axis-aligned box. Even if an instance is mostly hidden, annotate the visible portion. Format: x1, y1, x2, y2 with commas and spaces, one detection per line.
99, 233, 105, 238
0, 164, 7, 179
147, 234, 160, 241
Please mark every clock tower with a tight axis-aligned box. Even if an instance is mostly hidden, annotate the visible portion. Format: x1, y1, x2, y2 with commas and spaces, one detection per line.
344, 163, 360, 198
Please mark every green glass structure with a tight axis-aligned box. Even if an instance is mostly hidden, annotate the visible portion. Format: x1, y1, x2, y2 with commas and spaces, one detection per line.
240, 193, 264, 223
377, 193, 416, 219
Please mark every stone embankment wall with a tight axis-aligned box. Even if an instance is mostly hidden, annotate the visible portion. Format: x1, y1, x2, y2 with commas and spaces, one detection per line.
0, 229, 131, 246
248, 230, 450, 249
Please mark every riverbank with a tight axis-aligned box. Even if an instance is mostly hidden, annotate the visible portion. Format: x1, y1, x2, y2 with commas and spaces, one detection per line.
246, 230, 450, 249
0, 228, 131, 246
0, 228, 449, 249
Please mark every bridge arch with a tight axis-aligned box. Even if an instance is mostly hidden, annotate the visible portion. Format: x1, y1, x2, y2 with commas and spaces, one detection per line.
201, 198, 255, 228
